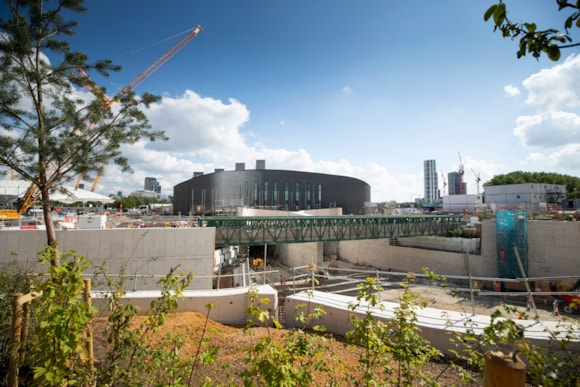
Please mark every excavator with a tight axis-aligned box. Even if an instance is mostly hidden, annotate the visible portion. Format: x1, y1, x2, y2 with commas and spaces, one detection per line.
0, 184, 41, 220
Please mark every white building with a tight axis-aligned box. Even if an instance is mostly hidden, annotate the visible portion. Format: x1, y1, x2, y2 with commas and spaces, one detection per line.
443, 194, 484, 214
484, 183, 566, 211
0, 179, 113, 207
423, 160, 439, 203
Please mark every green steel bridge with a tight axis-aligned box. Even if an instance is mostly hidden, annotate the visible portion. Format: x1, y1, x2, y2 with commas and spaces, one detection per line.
198, 215, 464, 247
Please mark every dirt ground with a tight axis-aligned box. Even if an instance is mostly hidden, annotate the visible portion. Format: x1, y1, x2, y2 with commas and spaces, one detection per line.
92, 309, 480, 386
91, 262, 575, 385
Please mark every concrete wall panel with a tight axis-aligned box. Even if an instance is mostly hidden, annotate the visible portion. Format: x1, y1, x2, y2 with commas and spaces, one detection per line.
275, 242, 322, 268
0, 228, 216, 290
338, 238, 497, 278
92, 285, 278, 326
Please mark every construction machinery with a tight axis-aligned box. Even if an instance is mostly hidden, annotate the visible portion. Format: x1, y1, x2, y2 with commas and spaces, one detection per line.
4, 25, 202, 217
472, 168, 481, 195
458, 152, 465, 195
0, 184, 42, 220
74, 24, 203, 191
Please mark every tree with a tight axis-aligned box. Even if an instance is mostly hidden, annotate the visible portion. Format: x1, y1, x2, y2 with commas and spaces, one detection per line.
484, 0, 580, 61
0, 0, 166, 255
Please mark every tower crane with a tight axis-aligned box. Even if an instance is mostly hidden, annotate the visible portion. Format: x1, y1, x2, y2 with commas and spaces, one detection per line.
75, 24, 203, 191
458, 152, 465, 195
441, 171, 447, 196
3, 25, 203, 219
472, 168, 481, 195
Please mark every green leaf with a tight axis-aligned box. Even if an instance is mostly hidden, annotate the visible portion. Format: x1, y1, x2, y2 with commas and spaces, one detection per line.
484, 5, 497, 21
493, 3, 506, 25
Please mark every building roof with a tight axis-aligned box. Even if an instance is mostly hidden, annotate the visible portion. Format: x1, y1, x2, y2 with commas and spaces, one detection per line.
0, 179, 114, 204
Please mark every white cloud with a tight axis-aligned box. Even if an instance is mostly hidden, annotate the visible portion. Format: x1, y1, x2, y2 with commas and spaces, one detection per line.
509, 54, 580, 173
342, 85, 351, 93
514, 111, 580, 147
523, 55, 580, 112
548, 144, 580, 169
145, 90, 251, 159
504, 84, 520, 96
524, 152, 546, 163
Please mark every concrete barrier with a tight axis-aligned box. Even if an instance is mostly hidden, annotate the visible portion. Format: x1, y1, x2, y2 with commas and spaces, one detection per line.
92, 284, 278, 326
284, 290, 580, 355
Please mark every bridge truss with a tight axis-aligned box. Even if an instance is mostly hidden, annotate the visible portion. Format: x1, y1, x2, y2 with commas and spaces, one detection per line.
199, 215, 464, 247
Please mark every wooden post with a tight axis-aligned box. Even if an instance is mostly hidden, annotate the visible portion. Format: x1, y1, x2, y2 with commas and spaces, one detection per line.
8, 293, 23, 387
19, 300, 30, 366
84, 278, 94, 368
483, 350, 526, 387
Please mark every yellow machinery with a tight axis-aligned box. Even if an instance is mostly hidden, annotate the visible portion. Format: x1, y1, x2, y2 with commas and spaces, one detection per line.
0, 184, 41, 220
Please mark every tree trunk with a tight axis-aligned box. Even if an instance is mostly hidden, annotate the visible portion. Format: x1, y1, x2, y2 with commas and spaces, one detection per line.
41, 187, 59, 266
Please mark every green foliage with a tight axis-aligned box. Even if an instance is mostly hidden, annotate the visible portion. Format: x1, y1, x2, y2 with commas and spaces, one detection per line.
0, 257, 34, 379
97, 266, 203, 386
241, 288, 335, 386
345, 278, 393, 386
484, 1, 580, 60
476, 305, 579, 385
0, 246, 221, 386
484, 170, 580, 196
28, 247, 96, 386
113, 196, 170, 210
0, 0, 166, 244
4, 254, 580, 385
344, 276, 443, 386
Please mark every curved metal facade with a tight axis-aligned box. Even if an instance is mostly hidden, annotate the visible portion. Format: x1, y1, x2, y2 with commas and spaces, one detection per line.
173, 169, 370, 215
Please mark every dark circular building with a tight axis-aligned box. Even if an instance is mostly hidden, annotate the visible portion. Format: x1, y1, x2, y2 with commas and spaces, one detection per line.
173, 160, 370, 215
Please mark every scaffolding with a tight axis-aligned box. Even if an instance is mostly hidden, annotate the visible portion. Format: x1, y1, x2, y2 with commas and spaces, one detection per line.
496, 210, 528, 279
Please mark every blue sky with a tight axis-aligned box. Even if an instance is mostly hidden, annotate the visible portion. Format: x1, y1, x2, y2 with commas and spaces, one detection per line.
6, 1, 580, 202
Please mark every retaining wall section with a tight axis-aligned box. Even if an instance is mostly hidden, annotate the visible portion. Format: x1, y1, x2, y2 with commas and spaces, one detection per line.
285, 290, 580, 355
337, 220, 580, 279
275, 242, 323, 268
0, 228, 216, 290
92, 285, 278, 325
337, 238, 497, 278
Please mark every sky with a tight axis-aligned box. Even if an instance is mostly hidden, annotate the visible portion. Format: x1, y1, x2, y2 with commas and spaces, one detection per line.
5, 1, 580, 203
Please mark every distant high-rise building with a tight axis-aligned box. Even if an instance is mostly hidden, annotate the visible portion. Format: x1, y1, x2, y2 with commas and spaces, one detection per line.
448, 172, 466, 195
424, 160, 439, 203
144, 177, 161, 195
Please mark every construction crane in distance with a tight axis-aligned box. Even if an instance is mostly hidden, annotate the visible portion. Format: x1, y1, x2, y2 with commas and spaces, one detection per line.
441, 171, 447, 196
472, 168, 481, 195
458, 152, 465, 195
3, 25, 203, 219
75, 24, 203, 191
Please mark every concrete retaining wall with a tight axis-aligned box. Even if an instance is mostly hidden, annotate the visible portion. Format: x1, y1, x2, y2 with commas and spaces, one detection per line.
337, 238, 497, 278
0, 228, 216, 290
275, 242, 323, 268
1, 219, 578, 289
92, 285, 278, 325
337, 220, 580, 279
285, 291, 580, 355
527, 220, 580, 277
396, 236, 480, 253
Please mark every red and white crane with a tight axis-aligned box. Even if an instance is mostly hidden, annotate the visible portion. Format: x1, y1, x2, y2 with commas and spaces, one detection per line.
75, 25, 203, 191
